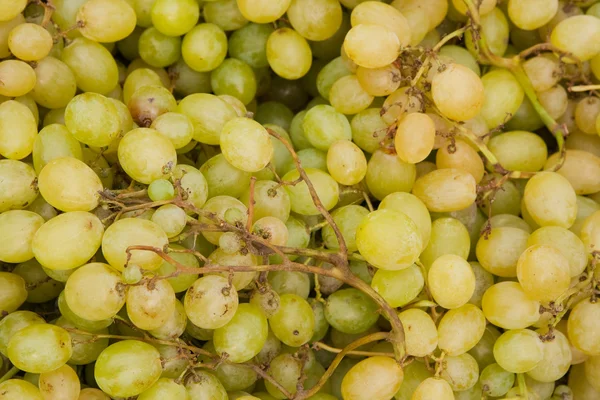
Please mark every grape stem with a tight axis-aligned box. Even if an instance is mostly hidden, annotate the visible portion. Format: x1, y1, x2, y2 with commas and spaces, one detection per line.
569, 84, 600, 92
0, 366, 20, 384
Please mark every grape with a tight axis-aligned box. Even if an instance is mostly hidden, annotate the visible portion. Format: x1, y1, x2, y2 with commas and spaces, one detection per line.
343, 24, 401, 69
182, 23, 228, 72
77, 0, 136, 43
240, 180, 291, 222
236, 0, 290, 23
493, 329, 543, 373
394, 113, 435, 164
480, 363, 514, 397
13, 260, 62, 303
151, 0, 199, 37
317, 57, 352, 100
65, 93, 120, 148
208, 248, 259, 290
0, 379, 43, 400
516, 244, 571, 302
33, 124, 82, 174
341, 356, 404, 400
0, 60, 36, 97
436, 139, 484, 183
213, 303, 268, 363
567, 298, 600, 356
282, 168, 339, 215
438, 304, 487, 356
366, 149, 417, 200
219, 117, 273, 172
39, 364, 80, 400
508, 0, 559, 30
546, 150, 600, 195
138, 378, 189, 400
8, 22, 52, 61
147, 179, 175, 202
266, 28, 312, 80
0, 100, 36, 160
397, 309, 438, 357
324, 140, 366, 185
178, 93, 237, 145
286, 0, 341, 41
151, 204, 187, 238
57, 291, 112, 332
200, 195, 248, 244
420, 217, 470, 268
204, 0, 248, 31
324, 288, 379, 334
432, 64, 484, 121
428, 254, 475, 309
378, 192, 431, 250
210, 59, 257, 105
64, 263, 126, 321
482, 280, 540, 330
329, 74, 374, 114
524, 171, 577, 229
371, 265, 423, 308
184, 275, 238, 329
551, 15, 600, 62
95, 340, 162, 398
54, 316, 109, 365
269, 293, 315, 347
185, 370, 227, 400
528, 327, 572, 382
0, 161, 37, 213
356, 64, 402, 97
412, 377, 454, 400
128, 85, 177, 127
466, 7, 510, 57
118, 128, 177, 184
8, 324, 72, 373
538, 84, 568, 120
575, 96, 600, 134
440, 353, 479, 391
476, 226, 529, 277
412, 168, 477, 213
0, 311, 45, 356
0, 211, 44, 264
479, 69, 524, 129
127, 278, 176, 330
61, 37, 119, 95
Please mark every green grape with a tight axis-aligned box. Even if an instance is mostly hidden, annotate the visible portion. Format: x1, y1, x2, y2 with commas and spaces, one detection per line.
33, 124, 83, 174
438, 304, 487, 356
282, 148, 327, 175
123, 264, 143, 285
440, 353, 479, 391
356, 64, 401, 98
395, 360, 433, 400
138, 27, 182, 68
0, 0, 27, 21
465, 6, 509, 57
271, 216, 311, 263
329, 74, 373, 114
196, 152, 250, 199
468, 262, 494, 308
478, 69, 524, 129
156, 248, 200, 293
14, 94, 39, 126
0, 60, 36, 97
184, 275, 238, 329
123, 67, 164, 104
523, 171, 577, 228
488, 131, 548, 172
428, 254, 475, 309
508, 0, 558, 30
253, 216, 289, 245
240, 180, 291, 222
185, 370, 227, 400
0, 379, 43, 400
61, 37, 119, 94
489, 214, 531, 233
178, 93, 237, 144
199, 195, 247, 244
228, 23, 274, 69
419, 217, 470, 269
220, 117, 273, 172
479, 176, 522, 216
148, 179, 175, 201
516, 244, 571, 302
343, 23, 402, 69
269, 294, 315, 347
0, 100, 37, 160
13, 260, 62, 303
203, 0, 247, 31
322, 205, 369, 252
0, 311, 45, 356
127, 278, 176, 330
65, 92, 120, 147
169, 58, 212, 97
476, 227, 530, 277
146, 298, 186, 340
151, 204, 187, 238
236, 0, 291, 23
210, 59, 257, 105
254, 328, 282, 365
128, 85, 177, 127
504, 97, 545, 132
551, 15, 600, 62
39, 364, 80, 400
57, 291, 113, 331
378, 192, 431, 251
138, 378, 189, 400
567, 297, 600, 355
468, 325, 501, 370
95, 340, 162, 398
366, 149, 416, 200
288, 110, 311, 150
282, 168, 339, 215
0, 211, 44, 264
208, 248, 258, 290
527, 327, 571, 382
436, 139, 484, 183
581, 210, 600, 254
250, 287, 280, 318
397, 309, 438, 357
341, 356, 403, 400
317, 57, 352, 101
412, 168, 477, 212
575, 97, 600, 135
0, 14, 25, 58
308, 299, 329, 343
77, 0, 136, 43
371, 265, 424, 308
27, 196, 57, 223
324, 288, 378, 334
287, 0, 341, 41
255, 103, 294, 132
117, 26, 143, 61
546, 150, 600, 195
182, 23, 228, 72
32, 211, 103, 271
268, 271, 311, 299
438, 45, 480, 76
493, 329, 543, 373
214, 303, 269, 363
64, 263, 126, 321
8, 22, 53, 61
482, 281, 540, 329
153, 344, 189, 379
8, 324, 72, 373
266, 28, 312, 80
480, 363, 514, 397
570, 196, 600, 236
264, 352, 302, 399
411, 377, 454, 400
151, 0, 198, 36
173, 165, 209, 210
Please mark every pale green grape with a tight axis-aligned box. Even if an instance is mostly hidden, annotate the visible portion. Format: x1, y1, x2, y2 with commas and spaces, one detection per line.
185, 370, 227, 400
321, 205, 369, 252
371, 265, 423, 308
33, 124, 82, 174
127, 85, 177, 127
575, 97, 600, 135
546, 150, 600, 195
170, 58, 212, 97
282, 148, 327, 174
528, 327, 571, 382
523, 171, 577, 228
516, 244, 571, 302
465, 8, 509, 57
468, 262, 494, 308
0, 211, 45, 264
174, 164, 209, 209
56, 316, 109, 365
504, 97, 544, 132
419, 217, 470, 269
398, 309, 438, 357
395, 113, 435, 164
138, 378, 190, 400
32, 211, 103, 271
240, 180, 291, 222
151, 0, 199, 36
148, 179, 175, 201
481, 281, 540, 329
220, 117, 273, 172
440, 353, 479, 391
264, 353, 302, 399
65, 92, 120, 147
0, 311, 45, 356
269, 271, 310, 299
476, 227, 530, 277
411, 377, 454, 400
479, 176, 522, 216
438, 45, 481, 76
155, 344, 190, 379
432, 64, 484, 122
214, 303, 268, 363
118, 128, 177, 184
0, 161, 38, 212
508, 0, 558, 30
478, 69, 524, 129
538, 84, 568, 120
468, 325, 501, 370
8, 324, 72, 373
324, 288, 379, 334
207, 248, 258, 290
210, 59, 257, 105
39, 364, 80, 400
317, 57, 352, 100
567, 298, 600, 355
13, 260, 62, 303
8, 22, 53, 61
0, 60, 36, 97
282, 168, 339, 215
269, 294, 315, 347
61, 37, 119, 94
394, 360, 433, 400
64, 263, 126, 321
57, 291, 112, 331
428, 254, 475, 309
493, 329, 543, 373
228, 23, 274, 69
127, 278, 176, 330
151, 204, 186, 238
366, 149, 417, 200
266, 28, 312, 80
253, 216, 289, 245
123, 68, 164, 104
138, 27, 182, 68
199, 154, 250, 199
488, 130, 548, 172
95, 340, 162, 398
436, 139, 484, 183
571, 196, 600, 237
236, 0, 291, 23
250, 288, 280, 318
343, 24, 401, 69
356, 209, 421, 270
287, 0, 341, 41
581, 210, 600, 255
203, 0, 248, 31
184, 275, 238, 329
0, 100, 36, 160
551, 15, 600, 62
0, 380, 43, 400
480, 363, 514, 397
438, 304, 487, 356
379, 192, 431, 250
341, 356, 404, 400
199, 195, 247, 244
27, 196, 57, 223
182, 23, 228, 72
178, 93, 237, 144
328, 141, 368, 185
412, 168, 477, 212
329, 74, 373, 114
77, 0, 136, 43
102, 218, 168, 271
356, 64, 402, 97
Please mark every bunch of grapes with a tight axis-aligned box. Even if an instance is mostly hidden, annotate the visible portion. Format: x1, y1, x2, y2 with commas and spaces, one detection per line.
1, 0, 600, 399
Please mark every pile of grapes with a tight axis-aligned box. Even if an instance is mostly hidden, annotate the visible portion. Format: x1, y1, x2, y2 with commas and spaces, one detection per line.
2, 0, 600, 398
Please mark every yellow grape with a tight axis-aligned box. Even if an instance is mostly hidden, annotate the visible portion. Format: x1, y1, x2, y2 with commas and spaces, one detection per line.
436, 139, 484, 183
64, 92, 121, 148
432, 63, 484, 121
329, 74, 373, 114
481, 281, 540, 330
452, 0, 496, 15
151, 0, 200, 37
0, 100, 37, 160
77, 0, 136, 43
0, 160, 38, 213
528, 226, 587, 277
326, 139, 367, 186
236, 0, 291, 23
350, 1, 411, 47
7, 324, 72, 374
39, 365, 80, 400
0, 271, 27, 314
508, 0, 559, 30
438, 304, 486, 356
523, 171, 577, 229
568, 298, 600, 356
488, 130, 548, 172
379, 192, 431, 250
266, 28, 312, 80
516, 244, 570, 302
381, 86, 424, 124
551, 15, 600, 62
343, 24, 401, 69
398, 309, 438, 357
33, 124, 83, 174
412, 168, 477, 212
8, 23, 53, 61
220, 117, 273, 172
538, 84, 568, 120
184, 275, 239, 329
391, 0, 448, 31
522, 55, 561, 93
365, 149, 416, 201
581, 210, 600, 254
493, 329, 543, 373
0, 379, 43, 399
356, 64, 401, 97
127, 279, 176, 331
411, 377, 454, 400
355, 209, 422, 271
371, 265, 424, 308
282, 168, 339, 216
428, 254, 475, 309
181, 24, 228, 72
479, 69, 524, 129
545, 150, 600, 195
477, 225, 529, 274
394, 113, 435, 164
287, 0, 342, 41
38, 157, 103, 212
528, 328, 572, 383
341, 356, 404, 400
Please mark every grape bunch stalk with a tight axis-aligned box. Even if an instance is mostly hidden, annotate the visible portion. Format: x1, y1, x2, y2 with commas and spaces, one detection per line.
1, 0, 600, 399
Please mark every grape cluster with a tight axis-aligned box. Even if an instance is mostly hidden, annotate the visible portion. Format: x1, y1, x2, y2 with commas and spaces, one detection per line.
0, 0, 600, 399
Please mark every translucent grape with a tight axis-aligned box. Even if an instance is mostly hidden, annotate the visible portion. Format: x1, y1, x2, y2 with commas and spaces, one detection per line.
177, 93, 237, 145
480, 363, 514, 397
0, 211, 44, 264
351, 2, 410, 47
148, 179, 175, 202
528, 327, 572, 382
440, 353, 479, 391
412, 168, 477, 212
77, 0, 136, 43
324, 288, 379, 334
211, 58, 257, 105
184, 275, 238, 329
476, 227, 530, 277
65, 92, 120, 147
39, 364, 80, 400
33, 124, 83, 174
282, 168, 339, 215
398, 309, 438, 357
568, 298, 600, 356
182, 23, 228, 72
8, 22, 53, 61
523, 171, 577, 228
203, 0, 248, 31
551, 15, 600, 62
228, 23, 274, 69
479, 69, 524, 129
214, 303, 269, 363
482, 281, 540, 330
236, 0, 291, 23
220, 117, 273, 172
8, 324, 72, 373
341, 356, 404, 400
151, 0, 199, 37
0, 60, 36, 97
545, 150, 600, 195
0, 380, 43, 400
0, 311, 45, 356
366, 149, 417, 200
438, 304, 487, 356
493, 329, 543, 373
287, 0, 342, 41
329, 74, 373, 114
266, 28, 312, 80
343, 24, 401, 69
269, 293, 315, 347
432, 64, 484, 121
394, 113, 435, 164
61, 37, 119, 94
516, 244, 571, 302
0, 100, 37, 160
